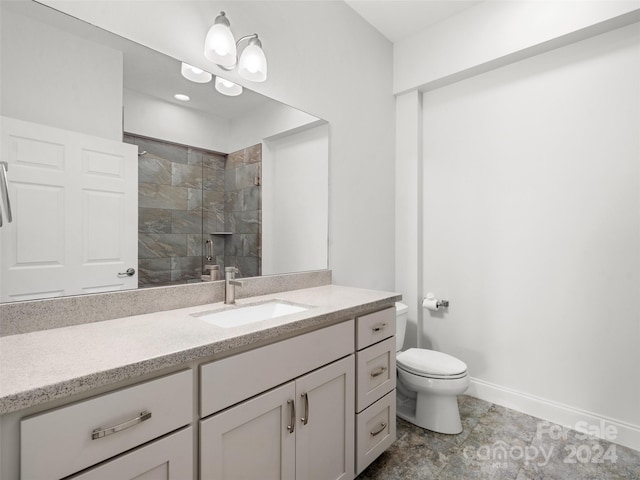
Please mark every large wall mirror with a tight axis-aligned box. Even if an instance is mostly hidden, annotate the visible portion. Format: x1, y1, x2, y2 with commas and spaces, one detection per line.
0, 1, 329, 303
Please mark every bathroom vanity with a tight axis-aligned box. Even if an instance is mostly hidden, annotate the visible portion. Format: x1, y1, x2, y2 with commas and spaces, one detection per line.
0, 279, 400, 479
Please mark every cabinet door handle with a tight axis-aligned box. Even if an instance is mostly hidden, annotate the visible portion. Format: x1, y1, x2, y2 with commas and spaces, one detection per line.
287, 400, 295, 434
300, 392, 309, 426
370, 366, 388, 378
91, 410, 151, 440
370, 422, 387, 437
371, 323, 387, 333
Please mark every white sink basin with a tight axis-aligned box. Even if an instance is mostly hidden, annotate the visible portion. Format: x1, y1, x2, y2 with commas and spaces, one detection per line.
196, 301, 309, 328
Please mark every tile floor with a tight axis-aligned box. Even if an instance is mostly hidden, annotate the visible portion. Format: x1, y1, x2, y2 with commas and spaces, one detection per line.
356, 395, 640, 480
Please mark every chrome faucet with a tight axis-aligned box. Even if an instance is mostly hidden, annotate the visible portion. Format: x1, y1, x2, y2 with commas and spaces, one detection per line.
224, 267, 243, 304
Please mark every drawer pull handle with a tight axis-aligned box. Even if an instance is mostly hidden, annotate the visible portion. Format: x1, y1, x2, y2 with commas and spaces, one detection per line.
370, 366, 388, 378
371, 323, 388, 333
370, 422, 387, 437
91, 410, 151, 440
301, 392, 309, 426
287, 400, 295, 434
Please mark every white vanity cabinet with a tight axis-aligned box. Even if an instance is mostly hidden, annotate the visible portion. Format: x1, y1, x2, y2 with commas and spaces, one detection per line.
354, 307, 397, 475
19, 370, 193, 480
200, 355, 354, 480
67, 426, 193, 480
200, 320, 356, 480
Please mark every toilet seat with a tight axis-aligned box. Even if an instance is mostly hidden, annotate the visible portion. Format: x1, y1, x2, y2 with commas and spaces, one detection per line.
397, 348, 467, 379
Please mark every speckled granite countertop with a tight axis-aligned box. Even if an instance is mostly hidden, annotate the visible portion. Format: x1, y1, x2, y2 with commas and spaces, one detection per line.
0, 285, 400, 414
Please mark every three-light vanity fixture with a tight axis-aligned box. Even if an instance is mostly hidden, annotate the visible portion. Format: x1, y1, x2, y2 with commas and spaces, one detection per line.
179, 11, 267, 97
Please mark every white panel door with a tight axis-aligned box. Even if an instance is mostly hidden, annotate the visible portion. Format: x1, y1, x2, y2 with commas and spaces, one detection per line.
0, 116, 137, 302
68, 427, 193, 480
200, 382, 296, 480
295, 355, 355, 480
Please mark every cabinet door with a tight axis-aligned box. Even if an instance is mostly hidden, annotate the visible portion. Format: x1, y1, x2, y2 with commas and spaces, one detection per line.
200, 382, 296, 480
295, 355, 355, 480
69, 427, 193, 480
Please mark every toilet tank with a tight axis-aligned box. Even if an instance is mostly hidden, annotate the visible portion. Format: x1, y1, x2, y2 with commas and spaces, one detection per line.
395, 302, 408, 352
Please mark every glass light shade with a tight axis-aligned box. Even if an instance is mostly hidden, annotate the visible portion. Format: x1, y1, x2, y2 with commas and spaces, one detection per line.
181, 63, 212, 83
215, 77, 243, 97
204, 24, 237, 67
238, 44, 267, 82
174, 94, 190, 102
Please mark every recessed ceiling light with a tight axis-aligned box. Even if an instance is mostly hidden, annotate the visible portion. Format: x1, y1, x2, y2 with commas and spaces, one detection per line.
174, 94, 190, 102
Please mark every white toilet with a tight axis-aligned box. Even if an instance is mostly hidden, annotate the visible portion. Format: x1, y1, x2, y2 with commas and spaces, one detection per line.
395, 302, 469, 434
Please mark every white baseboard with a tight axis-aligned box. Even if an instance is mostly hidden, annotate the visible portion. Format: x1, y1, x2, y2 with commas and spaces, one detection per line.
467, 377, 640, 452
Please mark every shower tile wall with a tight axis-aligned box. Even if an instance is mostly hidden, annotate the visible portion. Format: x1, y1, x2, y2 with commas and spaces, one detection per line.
224, 144, 262, 278
125, 134, 226, 288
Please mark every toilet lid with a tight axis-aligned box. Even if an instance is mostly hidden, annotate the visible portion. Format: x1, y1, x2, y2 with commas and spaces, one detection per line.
397, 348, 467, 377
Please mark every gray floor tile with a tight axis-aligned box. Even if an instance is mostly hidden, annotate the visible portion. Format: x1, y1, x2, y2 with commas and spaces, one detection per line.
357, 396, 640, 480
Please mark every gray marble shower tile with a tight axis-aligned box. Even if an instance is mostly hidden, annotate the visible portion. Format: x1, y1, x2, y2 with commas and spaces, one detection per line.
224, 190, 243, 213
139, 184, 188, 210
236, 256, 259, 278
224, 235, 244, 256
245, 144, 261, 164
171, 256, 202, 282
226, 149, 244, 170
135, 137, 188, 164
202, 166, 224, 191
187, 148, 203, 166
138, 208, 172, 233
203, 190, 224, 213
138, 233, 186, 259
172, 163, 203, 188
232, 210, 260, 234
243, 234, 259, 257
138, 156, 172, 184
235, 163, 260, 189
187, 234, 203, 257
203, 152, 226, 170
224, 168, 236, 191
243, 186, 261, 211
187, 188, 203, 211
203, 211, 225, 234
171, 210, 202, 234
138, 258, 171, 286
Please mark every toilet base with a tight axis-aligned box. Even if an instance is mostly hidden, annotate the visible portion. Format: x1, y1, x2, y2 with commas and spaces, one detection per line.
396, 388, 463, 435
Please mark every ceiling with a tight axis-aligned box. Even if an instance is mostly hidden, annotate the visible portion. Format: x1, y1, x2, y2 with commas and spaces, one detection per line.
345, 0, 483, 43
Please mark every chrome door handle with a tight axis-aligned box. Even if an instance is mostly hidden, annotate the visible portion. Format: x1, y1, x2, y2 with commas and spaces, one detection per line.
300, 392, 309, 426
371, 323, 387, 333
91, 410, 151, 440
370, 366, 388, 378
370, 422, 387, 437
118, 268, 136, 277
287, 399, 295, 433
0, 162, 12, 226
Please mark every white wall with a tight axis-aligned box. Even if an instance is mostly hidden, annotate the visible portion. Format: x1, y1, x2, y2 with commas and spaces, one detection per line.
228, 101, 321, 154
0, 3, 122, 141
395, 2, 640, 449
262, 124, 329, 275
42, 0, 396, 291
123, 89, 230, 153
394, 0, 640, 94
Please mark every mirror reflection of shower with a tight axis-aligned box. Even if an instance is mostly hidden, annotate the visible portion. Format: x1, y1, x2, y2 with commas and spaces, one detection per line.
128, 133, 262, 288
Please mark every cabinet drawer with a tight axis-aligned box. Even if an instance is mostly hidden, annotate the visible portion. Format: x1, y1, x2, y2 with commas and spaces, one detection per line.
355, 390, 396, 476
200, 320, 354, 417
68, 426, 193, 480
356, 307, 395, 350
356, 336, 396, 412
21, 370, 193, 480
